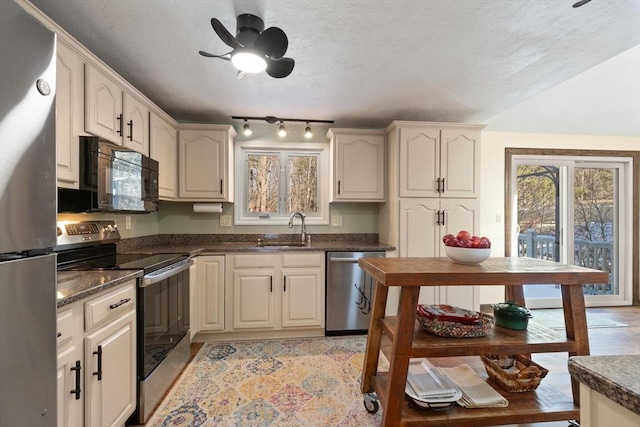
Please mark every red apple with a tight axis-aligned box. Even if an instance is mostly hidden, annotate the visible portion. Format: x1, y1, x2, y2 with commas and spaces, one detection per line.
444, 237, 458, 247
442, 233, 455, 244
456, 230, 472, 241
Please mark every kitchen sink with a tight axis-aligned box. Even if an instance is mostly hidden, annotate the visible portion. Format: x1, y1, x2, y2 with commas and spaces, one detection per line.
256, 241, 307, 247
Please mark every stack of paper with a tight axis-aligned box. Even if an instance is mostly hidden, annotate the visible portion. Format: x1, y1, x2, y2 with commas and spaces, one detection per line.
440, 364, 509, 408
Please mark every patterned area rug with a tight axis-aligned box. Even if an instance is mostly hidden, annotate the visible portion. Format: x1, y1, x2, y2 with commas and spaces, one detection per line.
145, 336, 384, 426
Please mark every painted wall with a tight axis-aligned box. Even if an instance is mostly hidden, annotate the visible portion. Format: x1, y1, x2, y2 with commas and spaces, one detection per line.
157, 201, 379, 235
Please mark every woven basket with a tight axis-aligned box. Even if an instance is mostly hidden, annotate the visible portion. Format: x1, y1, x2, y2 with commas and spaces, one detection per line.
481, 354, 549, 392
417, 311, 495, 338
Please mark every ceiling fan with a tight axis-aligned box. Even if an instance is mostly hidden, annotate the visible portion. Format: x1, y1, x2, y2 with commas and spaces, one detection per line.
199, 14, 295, 79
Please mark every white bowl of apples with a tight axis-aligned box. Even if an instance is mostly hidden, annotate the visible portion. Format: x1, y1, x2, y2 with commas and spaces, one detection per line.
443, 231, 491, 265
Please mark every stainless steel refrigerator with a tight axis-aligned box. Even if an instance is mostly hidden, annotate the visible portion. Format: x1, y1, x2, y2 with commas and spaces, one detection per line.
0, 1, 57, 426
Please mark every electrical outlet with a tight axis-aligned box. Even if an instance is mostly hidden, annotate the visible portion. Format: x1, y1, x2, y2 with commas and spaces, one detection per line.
496, 214, 502, 224
125, 216, 132, 230
331, 215, 343, 227
220, 215, 232, 227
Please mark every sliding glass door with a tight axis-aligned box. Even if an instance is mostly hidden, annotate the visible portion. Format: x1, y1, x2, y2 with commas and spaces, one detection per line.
511, 156, 632, 308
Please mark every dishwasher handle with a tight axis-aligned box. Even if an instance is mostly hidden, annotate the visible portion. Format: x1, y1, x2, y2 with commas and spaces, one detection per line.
328, 257, 362, 263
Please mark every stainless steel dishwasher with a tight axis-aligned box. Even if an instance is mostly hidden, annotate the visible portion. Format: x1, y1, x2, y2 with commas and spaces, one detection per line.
326, 251, 385, 335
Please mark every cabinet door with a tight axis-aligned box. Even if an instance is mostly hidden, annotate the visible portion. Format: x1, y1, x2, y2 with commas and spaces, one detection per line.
197, 256, 225, 331
281, 268, 323, 328
56, 41, 84, 189
179, 129, 227, 200
232, 269, 275, 329
399, 199, 440, 304
84, 310, 136, 427
150, 112, 177, 199
399, 127, 440, 198
439, 198, 480, 310
122, 92, 149, 155
57, 346, 83, 427
334, 132, 385, 201
440, 129, 480, 198
85, 65, 123, 145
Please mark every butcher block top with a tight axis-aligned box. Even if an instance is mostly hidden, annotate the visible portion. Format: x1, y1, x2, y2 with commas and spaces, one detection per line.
358, 256, 610, 287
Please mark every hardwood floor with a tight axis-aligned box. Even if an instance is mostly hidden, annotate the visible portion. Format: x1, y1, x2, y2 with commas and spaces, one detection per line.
140, 307, 639, 427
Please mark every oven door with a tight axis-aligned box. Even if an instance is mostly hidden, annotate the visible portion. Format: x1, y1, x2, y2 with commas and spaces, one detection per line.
138, 259, 192, 379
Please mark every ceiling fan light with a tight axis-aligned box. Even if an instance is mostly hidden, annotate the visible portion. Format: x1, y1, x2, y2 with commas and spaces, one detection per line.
231, 50, 267, 73
304, 124, 312, 139
243, 121, 252, 136
278, 122, 287, 137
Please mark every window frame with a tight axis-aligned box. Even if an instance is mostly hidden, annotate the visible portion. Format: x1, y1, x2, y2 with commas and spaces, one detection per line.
234, 139, 329, 225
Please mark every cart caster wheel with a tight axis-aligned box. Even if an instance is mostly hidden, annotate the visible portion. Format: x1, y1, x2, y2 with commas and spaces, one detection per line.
363, 394, 379, 414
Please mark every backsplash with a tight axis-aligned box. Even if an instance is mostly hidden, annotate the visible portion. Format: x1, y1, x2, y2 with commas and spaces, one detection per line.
58, 201, 379, 238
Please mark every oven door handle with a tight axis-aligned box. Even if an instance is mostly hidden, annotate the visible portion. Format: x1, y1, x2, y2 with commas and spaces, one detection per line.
142, 259, 193, 287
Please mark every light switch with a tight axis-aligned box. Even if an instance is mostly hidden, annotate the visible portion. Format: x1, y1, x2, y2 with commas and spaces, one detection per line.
220, 215, 232, 227
331, 215, 343, 227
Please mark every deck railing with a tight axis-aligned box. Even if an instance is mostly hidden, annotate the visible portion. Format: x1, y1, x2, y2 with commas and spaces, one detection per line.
517, 229, 614, 295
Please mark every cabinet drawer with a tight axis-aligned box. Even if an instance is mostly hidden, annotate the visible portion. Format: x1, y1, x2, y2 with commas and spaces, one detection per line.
233, 254, 277, 268
282, 252, 323, 268
84, 284, 136, 331
56, 308, 75, 346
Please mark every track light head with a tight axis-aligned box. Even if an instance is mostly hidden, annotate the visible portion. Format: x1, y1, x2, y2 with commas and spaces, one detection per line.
278, 121, 287, 137
304, 123, 312, 139
243, 120, 252, 136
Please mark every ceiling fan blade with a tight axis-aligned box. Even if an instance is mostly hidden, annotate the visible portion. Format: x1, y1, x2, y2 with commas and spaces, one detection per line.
254, 27, 288, 59
199, 50, 231, 60
266, 57, 295, 78
210, 18, 242, 49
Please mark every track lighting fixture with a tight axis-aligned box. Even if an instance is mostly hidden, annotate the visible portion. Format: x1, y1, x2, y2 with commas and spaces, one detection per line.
243, 120, 252, 136
232, 116, 334, 139
278, 121, 287, 137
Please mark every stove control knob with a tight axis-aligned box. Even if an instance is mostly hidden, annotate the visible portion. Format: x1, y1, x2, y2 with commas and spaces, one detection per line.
112, 224, 119, 231
56, 226, 63, 237
105, 224, 114, 233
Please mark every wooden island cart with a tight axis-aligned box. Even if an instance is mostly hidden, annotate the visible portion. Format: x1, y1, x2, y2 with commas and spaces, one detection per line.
358, 256, 609, 426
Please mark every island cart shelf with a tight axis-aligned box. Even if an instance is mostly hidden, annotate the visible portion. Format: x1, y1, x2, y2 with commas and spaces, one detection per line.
358, 257, 609, 427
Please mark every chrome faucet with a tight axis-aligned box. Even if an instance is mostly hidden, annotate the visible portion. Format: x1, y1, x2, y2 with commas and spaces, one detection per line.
288, 212, 307, 244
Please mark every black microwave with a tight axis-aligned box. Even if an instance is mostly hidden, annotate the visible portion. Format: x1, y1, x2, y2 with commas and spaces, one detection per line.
58, 136, 158, 213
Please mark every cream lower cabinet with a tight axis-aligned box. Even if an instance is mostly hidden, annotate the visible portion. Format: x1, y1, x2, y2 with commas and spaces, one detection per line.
399, 198, 480, 309
57, 306, 84, 427
327, 128, 386, 202
195, 255, 226, 332
228, 252, 324, 332
84, 309, 136, 427
57, 280, 137, 427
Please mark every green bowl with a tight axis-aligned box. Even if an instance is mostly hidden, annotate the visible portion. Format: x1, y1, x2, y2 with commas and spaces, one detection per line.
492, 302, 532, 330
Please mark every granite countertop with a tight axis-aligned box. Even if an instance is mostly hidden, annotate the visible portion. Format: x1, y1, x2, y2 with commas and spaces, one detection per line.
116, 233, 394, 257
57, 269, 143, 308
568, 355, 640, 415
57, 234, 392, 307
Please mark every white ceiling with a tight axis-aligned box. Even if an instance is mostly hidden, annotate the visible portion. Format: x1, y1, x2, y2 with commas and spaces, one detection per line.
28, 0, 640, 130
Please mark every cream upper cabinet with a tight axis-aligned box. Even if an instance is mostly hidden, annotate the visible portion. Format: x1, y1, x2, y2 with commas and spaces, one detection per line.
122, 92, 149, 155
150, 112, 178, 199
178, 125, 237, 201
388, 121, 483, 198
327, 128, 385, 202
85, 64, 150, 154
56, 41, 85, 189
85, 64, 123, 145
399, 198, 480, 309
